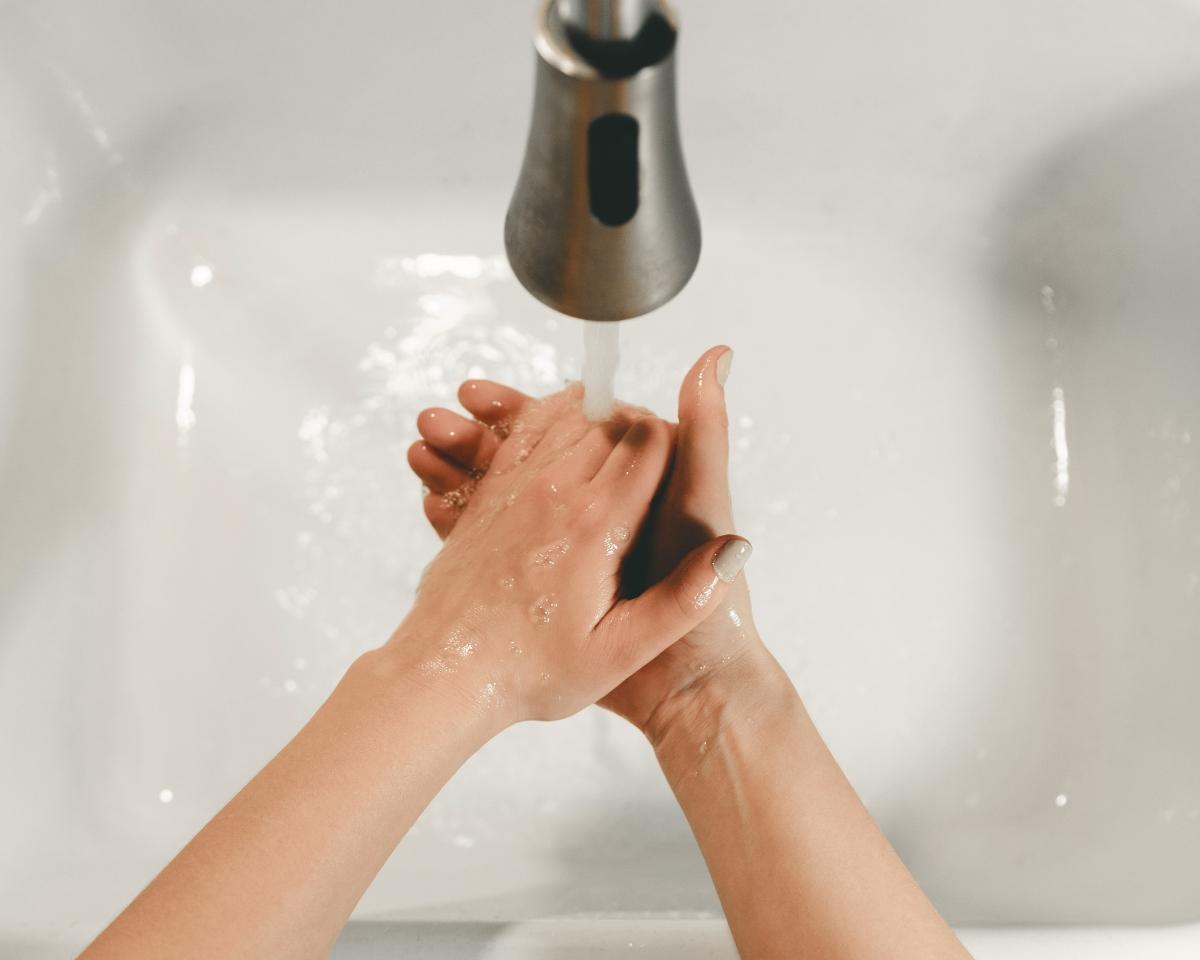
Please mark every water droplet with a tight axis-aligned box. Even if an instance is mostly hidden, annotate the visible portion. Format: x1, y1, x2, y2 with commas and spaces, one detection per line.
444, 629, 476, 659
1054, 793, 1069, 808
418, 655, 450, 677
603, 525, 630, 557
529, 594, 559, 624
159, 788, 174, 804
533, 539, 570, 567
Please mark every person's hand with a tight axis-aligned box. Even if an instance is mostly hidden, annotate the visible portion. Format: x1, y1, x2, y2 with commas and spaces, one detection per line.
598, 346, 762, 739
394, 383, 751, 730
407, 346, 761, 740
84, 347, 960, 960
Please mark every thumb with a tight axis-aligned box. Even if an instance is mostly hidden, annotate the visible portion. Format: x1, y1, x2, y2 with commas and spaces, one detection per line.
675, 346, 735, 529
600, 535, 753, 675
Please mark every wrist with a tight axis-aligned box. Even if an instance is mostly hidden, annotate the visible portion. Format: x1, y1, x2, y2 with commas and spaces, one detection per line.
648, 640, 801, 787
349, 633, 514, 749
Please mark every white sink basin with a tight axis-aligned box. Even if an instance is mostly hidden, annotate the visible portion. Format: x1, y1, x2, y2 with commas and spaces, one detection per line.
2, 0, 1199, 955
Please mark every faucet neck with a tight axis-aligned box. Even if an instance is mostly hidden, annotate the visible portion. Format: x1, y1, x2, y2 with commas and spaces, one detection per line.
555, 0, 660, 40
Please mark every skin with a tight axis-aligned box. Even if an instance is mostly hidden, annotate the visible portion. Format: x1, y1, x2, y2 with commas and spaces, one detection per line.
81, 394, 748, 959
411, 345, 971, 960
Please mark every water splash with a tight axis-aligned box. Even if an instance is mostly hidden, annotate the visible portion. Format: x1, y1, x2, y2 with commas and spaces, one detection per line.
278, 253, 561, 656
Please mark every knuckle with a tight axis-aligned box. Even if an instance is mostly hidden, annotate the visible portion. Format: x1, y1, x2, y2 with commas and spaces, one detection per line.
531, 472, 561, 499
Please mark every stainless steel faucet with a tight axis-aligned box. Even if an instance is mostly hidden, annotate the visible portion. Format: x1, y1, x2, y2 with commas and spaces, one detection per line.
505, 0, 701, 321
557, 0, 661, 39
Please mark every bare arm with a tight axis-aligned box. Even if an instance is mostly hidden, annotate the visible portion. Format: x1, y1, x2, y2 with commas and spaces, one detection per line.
81, 648, 493, 960
409, 347, 970, 959
81, 391, 747, 959
649, 640, 970, 960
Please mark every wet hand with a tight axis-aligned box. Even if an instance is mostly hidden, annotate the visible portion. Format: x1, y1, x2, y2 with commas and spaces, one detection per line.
407, 349, 760, 738
395, 385, 749, 728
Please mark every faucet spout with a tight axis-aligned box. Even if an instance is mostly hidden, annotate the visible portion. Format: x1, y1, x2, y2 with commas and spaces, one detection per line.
504, 0, 701, 321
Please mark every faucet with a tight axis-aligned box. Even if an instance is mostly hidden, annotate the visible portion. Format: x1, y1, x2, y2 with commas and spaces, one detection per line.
505, 0, 701, 321
557, 0, 661, 40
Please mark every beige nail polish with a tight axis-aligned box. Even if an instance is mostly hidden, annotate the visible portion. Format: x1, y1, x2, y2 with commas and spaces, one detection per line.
713, 537, 752, 582
716, 349, 733, 386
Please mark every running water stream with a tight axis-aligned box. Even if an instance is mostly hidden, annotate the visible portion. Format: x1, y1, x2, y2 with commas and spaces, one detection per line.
581, 321, 620, 419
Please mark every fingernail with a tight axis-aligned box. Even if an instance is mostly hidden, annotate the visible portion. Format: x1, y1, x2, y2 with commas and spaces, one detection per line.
716, 349, 733, 386
713, 537, 752, 583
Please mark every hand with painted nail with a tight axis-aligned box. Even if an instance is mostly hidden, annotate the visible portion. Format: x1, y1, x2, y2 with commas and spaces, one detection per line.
83, 349, 967, 960
81, 371, 750, 960
406, 347, 971, 960
397, 384, 750, 724
407, 346, 759, 736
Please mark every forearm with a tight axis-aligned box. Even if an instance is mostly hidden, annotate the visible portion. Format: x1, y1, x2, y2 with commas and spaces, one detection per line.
82, 645, 497, 960
651, 642, 968, 960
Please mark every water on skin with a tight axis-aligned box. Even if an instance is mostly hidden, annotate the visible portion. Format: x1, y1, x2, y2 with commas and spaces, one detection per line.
532, 538, 571, 567
602, 525, 630, 557
529, 593, 559, 624
692, 578, 718, 609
